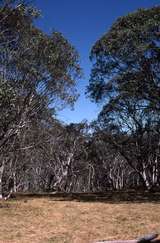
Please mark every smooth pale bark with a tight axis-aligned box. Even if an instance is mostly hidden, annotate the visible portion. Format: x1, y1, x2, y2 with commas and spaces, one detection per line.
140, 159, 160, 190
0, 162, 4, 199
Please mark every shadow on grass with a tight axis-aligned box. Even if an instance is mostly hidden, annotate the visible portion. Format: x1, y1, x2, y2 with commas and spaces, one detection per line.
11, 191, 160, 204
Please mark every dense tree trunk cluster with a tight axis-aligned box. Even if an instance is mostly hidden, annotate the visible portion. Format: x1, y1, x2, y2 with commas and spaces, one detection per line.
1, 119, 160, 196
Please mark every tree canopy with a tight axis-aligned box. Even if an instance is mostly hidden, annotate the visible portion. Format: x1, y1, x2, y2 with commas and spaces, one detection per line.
88, 6, 160, 109
0, 0, 81, 151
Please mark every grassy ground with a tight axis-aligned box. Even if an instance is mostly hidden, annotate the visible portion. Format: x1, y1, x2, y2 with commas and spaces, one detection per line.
0, 193, 160, 243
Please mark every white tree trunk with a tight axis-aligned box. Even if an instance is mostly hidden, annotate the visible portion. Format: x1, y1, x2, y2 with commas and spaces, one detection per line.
13, 171, 17, 193
141, 164, 152, 190
0, 162, 4, 199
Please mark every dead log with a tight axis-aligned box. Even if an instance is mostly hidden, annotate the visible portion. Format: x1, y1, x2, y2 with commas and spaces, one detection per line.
95, 233, 159, 243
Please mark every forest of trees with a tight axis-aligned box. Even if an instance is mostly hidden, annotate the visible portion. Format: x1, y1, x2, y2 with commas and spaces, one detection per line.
0, 1, 160, 198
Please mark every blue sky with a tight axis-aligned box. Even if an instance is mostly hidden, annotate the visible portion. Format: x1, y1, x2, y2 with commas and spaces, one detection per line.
35, 0, 160, 124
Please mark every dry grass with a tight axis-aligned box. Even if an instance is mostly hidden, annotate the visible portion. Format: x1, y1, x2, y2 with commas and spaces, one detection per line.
0, 196, 160, 243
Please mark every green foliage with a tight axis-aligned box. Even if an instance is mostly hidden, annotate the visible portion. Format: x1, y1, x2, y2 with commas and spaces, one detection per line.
0, 2, 81, 107
88, 7, 160, 110
0, 0, 81, 150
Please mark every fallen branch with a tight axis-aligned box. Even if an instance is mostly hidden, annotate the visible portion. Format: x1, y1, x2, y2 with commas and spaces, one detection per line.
95, 233, 159, 243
